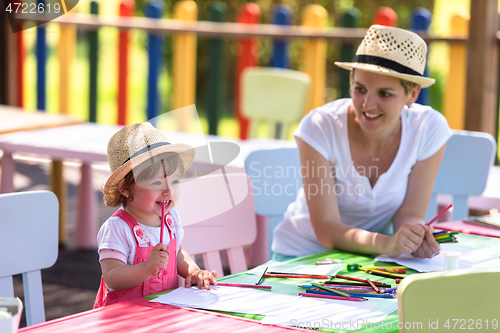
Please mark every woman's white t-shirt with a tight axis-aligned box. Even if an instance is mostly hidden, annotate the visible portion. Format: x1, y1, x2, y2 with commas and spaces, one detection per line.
272, 98, 453, 257
97, 207, 184, 266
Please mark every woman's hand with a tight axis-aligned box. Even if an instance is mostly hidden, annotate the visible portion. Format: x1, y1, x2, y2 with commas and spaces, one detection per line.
184, 269, 218, 290
146, 243, 169, 276
411, 225, 441, 258
385, 222, 426, 257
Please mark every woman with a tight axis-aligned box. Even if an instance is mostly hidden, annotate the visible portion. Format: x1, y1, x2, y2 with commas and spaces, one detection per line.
272, 25, 452, 260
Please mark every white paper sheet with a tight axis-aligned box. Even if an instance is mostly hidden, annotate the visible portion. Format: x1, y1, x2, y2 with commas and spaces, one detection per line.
150, 285, 388, 328
151, 286, 300, 316
261, 296, 380, 331
375, 243, 500, 272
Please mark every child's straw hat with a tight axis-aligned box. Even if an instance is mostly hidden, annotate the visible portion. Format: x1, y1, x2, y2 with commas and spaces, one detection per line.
335, 25, 435, 88
104, 122, 195, 191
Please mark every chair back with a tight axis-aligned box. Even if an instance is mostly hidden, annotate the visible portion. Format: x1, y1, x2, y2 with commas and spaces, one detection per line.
0, 191, 59, 326
176, 173, 257, 277
244, 147, 301, 259
241, 67, 310, 139
397, 267, 500, 333
426, 130, 497, 222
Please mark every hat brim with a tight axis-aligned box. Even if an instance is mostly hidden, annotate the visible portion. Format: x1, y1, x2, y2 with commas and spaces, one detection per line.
335, 61, 435, 88
104, 143, 195, 192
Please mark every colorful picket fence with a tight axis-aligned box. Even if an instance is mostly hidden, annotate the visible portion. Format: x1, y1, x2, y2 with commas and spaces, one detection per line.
16, 1, 470, 140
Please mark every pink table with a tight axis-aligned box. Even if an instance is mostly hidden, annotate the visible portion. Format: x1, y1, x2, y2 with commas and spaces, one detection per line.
0, 123, 294, 251
18, 298, 310, 333
434, 220, 500, 238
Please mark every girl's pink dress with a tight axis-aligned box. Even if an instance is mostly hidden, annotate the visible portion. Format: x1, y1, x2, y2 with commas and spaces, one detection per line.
93, 209, 178, 308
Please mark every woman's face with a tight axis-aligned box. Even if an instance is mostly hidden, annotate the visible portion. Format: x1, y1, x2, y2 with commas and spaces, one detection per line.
351, 70, 419, 134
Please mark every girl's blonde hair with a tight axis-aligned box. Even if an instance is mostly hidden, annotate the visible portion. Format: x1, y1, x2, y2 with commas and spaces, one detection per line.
103, 152, 185, 207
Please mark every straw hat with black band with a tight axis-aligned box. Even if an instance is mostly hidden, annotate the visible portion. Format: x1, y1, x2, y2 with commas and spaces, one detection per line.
335, 25, 435, 88
104, 122, 195, 192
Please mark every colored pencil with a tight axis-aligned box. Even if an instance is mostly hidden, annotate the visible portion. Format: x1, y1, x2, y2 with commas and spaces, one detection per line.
215, 283, 272, 289
264, 273, 331, 279
157, 203, 166, 278
300, 285, 374, 292
325, 281, 392, 287
366, 270, 405, 279
305, 289, 365, 299
334, 274, 386, 285
370, 267, 406, 274
426, 204, 453, 226
256, 267, 268, 285
342, 292, 396, 299
380, 287, 398, 293
299, 293, 367, 302
366, 278, 380, 293
311, 282, 351, 298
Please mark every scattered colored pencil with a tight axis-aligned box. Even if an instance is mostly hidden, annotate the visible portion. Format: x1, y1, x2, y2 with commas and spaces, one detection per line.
342, 292, 395, 299
426, 204, 453, 226
311, 282, 351, 298
256, 267, 268, 285
366, 278, 380, 293
334, 274, 386, 285
264, 273, 331, 279
299, 293, 367, 302
215, 283, 272, 289
366, 270, 405, 280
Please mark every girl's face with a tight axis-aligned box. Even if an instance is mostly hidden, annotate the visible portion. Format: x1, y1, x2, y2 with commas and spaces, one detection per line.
351, 70, 419, 134
125, 167, 182, 226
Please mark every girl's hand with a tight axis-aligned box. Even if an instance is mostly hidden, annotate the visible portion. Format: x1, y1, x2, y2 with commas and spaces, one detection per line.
411, 225, 441, 258
146, 243, 169, 276
184, 269, 218, 290
385, 222, 425, 258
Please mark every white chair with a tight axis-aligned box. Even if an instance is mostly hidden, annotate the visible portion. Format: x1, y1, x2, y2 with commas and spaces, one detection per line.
426, 130, 497, 222
0, 191, 59, 326
244, 147, 301, 260
175, 173, 257, 277
398, 267, 500, 333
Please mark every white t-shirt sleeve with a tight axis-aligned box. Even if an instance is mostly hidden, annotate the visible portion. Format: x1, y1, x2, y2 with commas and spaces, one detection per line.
97, 215, 134, 261
294, 100, 349, 163
416, 108, 453, 161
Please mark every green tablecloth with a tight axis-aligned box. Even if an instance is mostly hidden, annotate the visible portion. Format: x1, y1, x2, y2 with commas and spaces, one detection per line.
148, 233, 500, 332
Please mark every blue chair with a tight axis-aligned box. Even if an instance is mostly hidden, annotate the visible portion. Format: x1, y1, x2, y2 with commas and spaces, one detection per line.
244, 147, 301, 260
426, 130, 497, 222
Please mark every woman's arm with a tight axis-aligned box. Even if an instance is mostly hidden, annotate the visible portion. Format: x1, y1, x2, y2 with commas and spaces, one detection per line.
392, 144, 447, 258
297, 137, 394, 255
177, 247, 217, 289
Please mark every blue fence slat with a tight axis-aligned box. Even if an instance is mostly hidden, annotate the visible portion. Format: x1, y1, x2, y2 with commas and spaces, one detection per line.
146, 1, 164, 121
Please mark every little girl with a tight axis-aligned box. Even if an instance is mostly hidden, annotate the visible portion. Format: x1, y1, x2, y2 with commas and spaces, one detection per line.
94, 122, 217, 308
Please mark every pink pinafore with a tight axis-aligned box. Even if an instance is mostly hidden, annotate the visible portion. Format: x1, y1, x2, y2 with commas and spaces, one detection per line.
93, 209, 178, 308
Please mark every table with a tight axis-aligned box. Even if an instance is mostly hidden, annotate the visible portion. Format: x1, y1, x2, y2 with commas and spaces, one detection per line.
0, 106, 83, 245
434, 220, 500, 238
0, 106, 82, 135
0, 123, 294, 249
18, 233, 500, 333
17, 298, 311, 333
